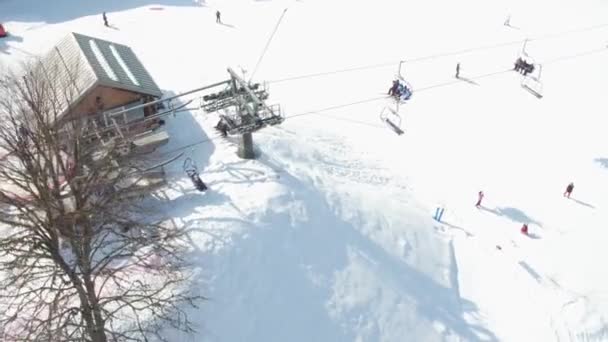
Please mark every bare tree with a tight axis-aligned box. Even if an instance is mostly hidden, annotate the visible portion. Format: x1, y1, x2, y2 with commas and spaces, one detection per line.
0, 62, 201, 341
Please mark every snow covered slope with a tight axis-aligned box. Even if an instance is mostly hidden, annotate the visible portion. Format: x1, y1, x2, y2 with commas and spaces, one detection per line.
2, 0, 608, 341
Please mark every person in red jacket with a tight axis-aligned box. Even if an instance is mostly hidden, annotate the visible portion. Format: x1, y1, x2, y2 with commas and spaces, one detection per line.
521, 223, 529, 235
475, 191, 484, 208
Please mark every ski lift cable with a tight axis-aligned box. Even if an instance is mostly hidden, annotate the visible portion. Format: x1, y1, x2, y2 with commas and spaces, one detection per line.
249, 8, 290, 82
267, 21, 608, 84
151, 97, 387, 158
147, 45, 608, 158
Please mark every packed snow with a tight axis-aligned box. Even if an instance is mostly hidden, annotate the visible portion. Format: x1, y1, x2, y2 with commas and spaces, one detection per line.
2, 0, 608, 340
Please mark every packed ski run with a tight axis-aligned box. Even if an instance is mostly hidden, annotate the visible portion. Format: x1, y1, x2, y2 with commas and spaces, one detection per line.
1, 0, 608, 340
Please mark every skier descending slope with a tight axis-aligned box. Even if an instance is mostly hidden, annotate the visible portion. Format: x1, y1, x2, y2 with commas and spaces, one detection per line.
476, 191, 484, 208
564, 182, 574, 198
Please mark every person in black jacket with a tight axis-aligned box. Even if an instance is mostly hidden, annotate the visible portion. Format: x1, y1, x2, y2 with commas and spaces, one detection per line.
564, 182, 574, 198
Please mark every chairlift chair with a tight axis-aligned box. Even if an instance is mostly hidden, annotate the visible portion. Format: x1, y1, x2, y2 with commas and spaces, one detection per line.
521, 64, 543, 99
515, 39, 543, 98
380, 106, 404, 135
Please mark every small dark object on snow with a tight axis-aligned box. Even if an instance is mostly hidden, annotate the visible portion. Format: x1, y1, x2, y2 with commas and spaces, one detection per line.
476, 191, 484, 208
216, 10, 222, 24
521, 223, 528, 235
564, 182, 574, 198
215, 119, 228, 137
0, 23, 7, 38
102, 12, 109, 27
183, 158, 207, 192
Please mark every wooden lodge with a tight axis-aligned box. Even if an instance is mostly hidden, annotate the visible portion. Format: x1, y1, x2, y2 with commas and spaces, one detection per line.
39, 32, 168, 153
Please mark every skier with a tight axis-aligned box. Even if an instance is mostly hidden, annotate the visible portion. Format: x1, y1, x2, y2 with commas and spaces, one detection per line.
216, 119, 228, 137
455, 63, 461, 78
524, 62, 534, 76
475, 191, 484, 208
216, 10, 222, 24
102, 12, 109, 27
520, 223, 528, 235
388, 79, 400, 97
564, 182, 574, 198
514, 58, 524, 73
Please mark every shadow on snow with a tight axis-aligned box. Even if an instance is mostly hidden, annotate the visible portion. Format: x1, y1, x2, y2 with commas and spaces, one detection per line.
480, 205, 542, 228
594, 158, 608, 169
158, 151, 498, 341
0, 33, 23, 55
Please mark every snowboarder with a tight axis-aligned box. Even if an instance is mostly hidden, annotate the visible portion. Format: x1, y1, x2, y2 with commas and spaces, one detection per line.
455, 63, 461, 78
521, 223, 528, 235
475, 191, 484, 208
564, 182, 574, 198
504, 15, 511, 27
216, 10, 222, 24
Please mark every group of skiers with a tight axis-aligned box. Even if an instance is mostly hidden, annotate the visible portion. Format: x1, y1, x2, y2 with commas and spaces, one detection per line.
514, 57, 535, 76
471, 182, 575, 236
387, 79, 412, 101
